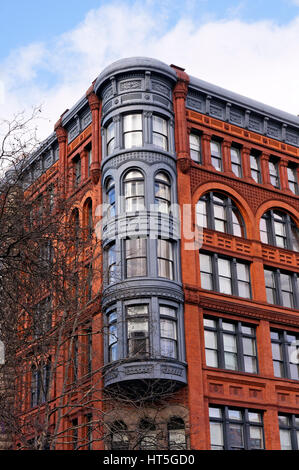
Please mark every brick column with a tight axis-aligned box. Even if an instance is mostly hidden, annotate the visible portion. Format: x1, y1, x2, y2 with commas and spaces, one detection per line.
279, 159, 289, 191
256, 320, 274, 377
260, 152, 272, 188
202, 133, 213, 169
222, 139, 234, 176
241, 145, 253, 181
86, 89, 101, 184
264, 408, 281, 450
80, 149, 89, 182
251, 242, 267, 303
54, 119, 68, 195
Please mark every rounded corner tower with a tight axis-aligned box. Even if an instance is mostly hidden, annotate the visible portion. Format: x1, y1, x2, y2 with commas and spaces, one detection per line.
96, 57, 187, 392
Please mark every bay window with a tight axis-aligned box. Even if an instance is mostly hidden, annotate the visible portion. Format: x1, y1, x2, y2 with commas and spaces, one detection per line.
154, 172, 171, 214
125, 238, 147, 278
157, 239, 174, 279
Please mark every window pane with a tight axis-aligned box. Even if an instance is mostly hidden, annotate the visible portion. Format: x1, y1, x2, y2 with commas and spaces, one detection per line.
222, 321, 235, 332
273, 360, 284, 377
243, 337, 256, 356
209, 407, 222, 419
228, 409, 242, 421
219, 277, 232, 295
196, 200, 207, 228
229, 424, 244, 448
201, 273, 213, 290
223, 334, 237, 353
237, 263, 249, 282
160, 306, 176, 317
224, 352, 238, 370
123, 114, 142, 131
272, 343, 282, 360
126, 258, 146, 277
200, 254, 212, 273
124, 132, 142, 148
153, 116, 167, 134
204, 330, 217, 349
153, 133, 167, 150
205, 349, 218, 367
126, 238, 146, 257
238, 281, 251, 298
127, 305, 148, 316
218, 259, 231, 277
211, 141, 221, 156
161, 338, 177, 358
204, 318, 216, 328
160, 319, 177, 340
210, 422, 224, 450
158, 239, 173, 260
249, 426, 264, 449
244, 356, 257, 373
280, 429, 292, 450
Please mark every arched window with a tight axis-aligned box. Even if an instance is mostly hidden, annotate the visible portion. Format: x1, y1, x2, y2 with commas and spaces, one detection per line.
110, 421, 129, 450
124, 170, 145, 212
196, 192, 245, 237
260, 210, 299, 251
168, 417, 186, 450
155, 172, 171, 214
105, 178, 115, 218
139, 418, 156, 450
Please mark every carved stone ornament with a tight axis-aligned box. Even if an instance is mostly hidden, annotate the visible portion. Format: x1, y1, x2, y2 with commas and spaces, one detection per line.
177, 157, 191, 174
91, 167, 101, 185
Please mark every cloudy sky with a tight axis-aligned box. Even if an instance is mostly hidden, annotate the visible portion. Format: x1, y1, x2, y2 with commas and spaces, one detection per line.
1, 0, 299, 140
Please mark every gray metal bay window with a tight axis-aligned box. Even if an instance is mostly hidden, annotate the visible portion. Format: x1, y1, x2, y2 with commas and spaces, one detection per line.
209, 406, 264, 450
200, 252, 251, 299
104, 112, 170, 155
104, 299, 184, 363
204, 317, 258, 373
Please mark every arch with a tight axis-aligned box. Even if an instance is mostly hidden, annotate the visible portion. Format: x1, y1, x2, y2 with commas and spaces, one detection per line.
192, 181, 255, 239
255, 199, 299, 242
167, 416, 186, 450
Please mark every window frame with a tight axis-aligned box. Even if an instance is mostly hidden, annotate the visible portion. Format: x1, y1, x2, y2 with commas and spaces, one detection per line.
123, 169, 145, 213
204, 317, 258, 374
125, 237, 147, 278
157, 238, 174, 280
250, 153, 261, 183
230, 146, 242, 178
209, 406, 265, 450
123, 113, 143, 149
269, 158, 280, 188
260, 210, 299, 251
279, 414, 299, 450
189, 132, 201, 163
126, 304, 150, 358
264, 267, 299, 308
152, 114, 168, 151
196, 192, 246, 238
159, 306, 178, 359
200, 252, 252, 299
287, 165, 298, 195
271, 329, 299, 380
210, 139, 223, 171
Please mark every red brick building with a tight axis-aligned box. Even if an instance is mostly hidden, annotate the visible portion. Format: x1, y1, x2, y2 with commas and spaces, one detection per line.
18, 57, 299, 450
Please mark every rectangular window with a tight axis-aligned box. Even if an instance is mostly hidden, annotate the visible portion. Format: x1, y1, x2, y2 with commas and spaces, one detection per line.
209, 407, 264, 450
189, 133, 201, 162
34, 297, 52, 338
160, 306, 177, 358
87, 148, 92, 176
204, 317, 258, 373
210, 140, 222, 171
264, 268, 298, 308
231, 147, 242, 177
271, 329, 299, 380
31, 361, 51, 408
123, 114, 142, 148
287, 166, 298, 195
125, 238, 147, 278
269, 159, 280, 188
73, 156, 81, 187
107, 243, 116, 284
200, 253, 251, 299
108, 311, 118, 362
106, 121, 115, 155
152, 115, 168, 150
158, 239, 174, 280
250, 154, 261, 183
127, 305, 149, 357
279, 414, 299, 450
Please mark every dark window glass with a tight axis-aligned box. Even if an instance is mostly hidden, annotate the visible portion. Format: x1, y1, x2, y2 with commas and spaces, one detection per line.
209, 407, 264, 450
127, 305, 149, 358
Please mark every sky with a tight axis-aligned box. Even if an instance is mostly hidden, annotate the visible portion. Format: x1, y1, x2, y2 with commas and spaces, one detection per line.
1, 0, 299, 141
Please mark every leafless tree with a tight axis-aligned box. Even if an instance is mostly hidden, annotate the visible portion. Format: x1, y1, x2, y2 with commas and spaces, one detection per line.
0, 112, 189, 451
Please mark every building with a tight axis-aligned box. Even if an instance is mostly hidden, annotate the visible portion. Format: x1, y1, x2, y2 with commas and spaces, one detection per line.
15, 57, 299, 450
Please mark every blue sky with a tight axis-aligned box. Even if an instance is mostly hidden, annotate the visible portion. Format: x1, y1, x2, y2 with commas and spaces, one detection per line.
1, 0, 299, 139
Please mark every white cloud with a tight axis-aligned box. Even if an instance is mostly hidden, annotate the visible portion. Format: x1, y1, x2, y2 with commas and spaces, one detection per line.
1, 3, 299, 141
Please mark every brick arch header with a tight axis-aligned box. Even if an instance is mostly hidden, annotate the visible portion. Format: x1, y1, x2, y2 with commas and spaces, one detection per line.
255, 199, 299, 240
192, 181, 255, 239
